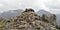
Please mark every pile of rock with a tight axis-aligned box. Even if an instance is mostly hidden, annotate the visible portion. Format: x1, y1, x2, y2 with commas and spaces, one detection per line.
8, 9, 59, 30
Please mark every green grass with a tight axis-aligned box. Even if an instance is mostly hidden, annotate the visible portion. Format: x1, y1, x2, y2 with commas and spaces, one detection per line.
0, 19, 7, 28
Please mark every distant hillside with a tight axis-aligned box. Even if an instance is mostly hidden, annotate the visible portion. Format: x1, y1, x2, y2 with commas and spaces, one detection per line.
56, 14, 60, 25
36, 9, 53, 17
0, 9, 23, 19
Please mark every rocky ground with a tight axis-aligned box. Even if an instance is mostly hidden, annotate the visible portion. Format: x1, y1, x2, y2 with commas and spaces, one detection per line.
0, 9, 60, 30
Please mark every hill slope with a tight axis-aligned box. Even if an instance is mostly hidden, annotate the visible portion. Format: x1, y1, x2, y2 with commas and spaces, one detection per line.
0, 9, 23, 19
37, 9, 52, 16
8, 9, 59, 30
37, 9, 60, 28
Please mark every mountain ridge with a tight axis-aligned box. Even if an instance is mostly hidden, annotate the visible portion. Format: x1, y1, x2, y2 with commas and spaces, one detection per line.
0, 9, 24, 19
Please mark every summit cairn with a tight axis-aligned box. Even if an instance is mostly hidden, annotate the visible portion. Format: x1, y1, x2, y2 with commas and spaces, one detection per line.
8, 8, 59, 30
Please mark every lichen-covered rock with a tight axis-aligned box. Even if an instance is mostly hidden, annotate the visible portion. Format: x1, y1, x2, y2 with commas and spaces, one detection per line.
41, 14, 57, 27
8, 9, 59, 30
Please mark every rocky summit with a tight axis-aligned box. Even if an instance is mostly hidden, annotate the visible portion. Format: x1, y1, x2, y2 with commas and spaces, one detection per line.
7, 9, 59, 30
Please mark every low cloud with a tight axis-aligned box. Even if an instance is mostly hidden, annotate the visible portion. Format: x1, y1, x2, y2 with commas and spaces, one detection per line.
0, 0, 60, 14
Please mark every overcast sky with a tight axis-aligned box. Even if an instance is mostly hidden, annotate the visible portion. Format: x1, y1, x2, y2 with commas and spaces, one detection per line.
0, 0, 60, 14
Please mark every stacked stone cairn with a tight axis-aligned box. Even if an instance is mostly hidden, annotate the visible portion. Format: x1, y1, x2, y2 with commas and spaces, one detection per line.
8, 9, 59, 30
